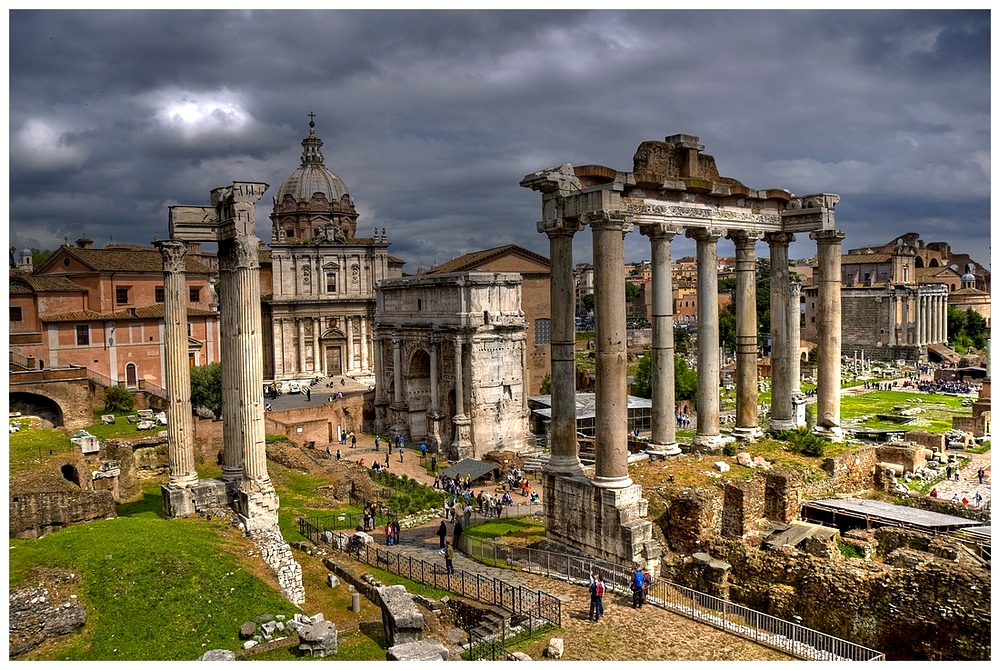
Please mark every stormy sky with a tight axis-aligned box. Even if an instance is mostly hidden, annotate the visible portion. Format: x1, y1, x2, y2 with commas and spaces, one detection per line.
8, 9, 991, 273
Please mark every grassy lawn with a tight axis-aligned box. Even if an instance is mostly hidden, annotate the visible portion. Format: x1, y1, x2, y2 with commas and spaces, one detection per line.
840, 391, 970, 432
8, 423, 74, 472
463, 516, 546, 545
10, 513, 298, 660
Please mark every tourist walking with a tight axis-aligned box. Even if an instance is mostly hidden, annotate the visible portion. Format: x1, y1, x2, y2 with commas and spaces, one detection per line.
351, 433, 357, 449
444, 541, 455, 574
978, 468, 985, 485
375, 435, 381, 452
384, 453, 390, 470
399, 448, 404, 463
305, 387, 311, 402
436, 521, 448, 551
463, 502, 472, 527
453, 518, 464, 548
431, 456, 437, 472
588, 573, 605, 622
631, 566, 645, 609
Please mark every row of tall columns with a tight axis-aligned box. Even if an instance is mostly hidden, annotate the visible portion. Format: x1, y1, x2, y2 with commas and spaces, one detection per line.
887, 292, 948, 347
155, 240, 199, 489
687, 227, 723, 448
540, 219, 586, 476
812, 229, 846, 437
641, 224, 679, 455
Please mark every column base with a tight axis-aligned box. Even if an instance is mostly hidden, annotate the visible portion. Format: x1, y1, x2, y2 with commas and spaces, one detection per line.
769, 418, 798, 431
237, 484, 280, 534
693, 433, 724, 450
730, 426, 763, 441
167, 473, 199, 489
542, 473, 661, 577
592, 474, 634, 489
792, 395, 808, 428
645, 442, 682, 461
161, 479, 228, 518
813, 425, 844, 441
543, 456, 587, 477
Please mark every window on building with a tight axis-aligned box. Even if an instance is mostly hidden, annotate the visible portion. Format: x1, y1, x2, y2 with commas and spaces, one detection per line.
76, 325, 90, 345
11, 307, 22, 321
187, 322, 193, 337
116, 287, 130, 305
189, 287, 200, 303
535, 318, 551, 345
326, 272, 336, 292
155, 287, 165, 303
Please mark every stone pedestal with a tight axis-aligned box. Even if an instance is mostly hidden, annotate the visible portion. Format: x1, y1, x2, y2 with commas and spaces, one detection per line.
542, 473, 661, 576
161, 478, 228, 518
450, 415, 472, 461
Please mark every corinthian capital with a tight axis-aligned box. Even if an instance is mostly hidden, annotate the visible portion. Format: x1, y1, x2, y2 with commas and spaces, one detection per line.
580, 210, 634, 233
537, 217, 585, 237
155, 239, 187, 274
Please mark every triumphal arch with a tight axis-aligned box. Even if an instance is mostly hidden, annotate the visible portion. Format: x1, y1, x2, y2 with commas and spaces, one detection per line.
521, 134, 844, 574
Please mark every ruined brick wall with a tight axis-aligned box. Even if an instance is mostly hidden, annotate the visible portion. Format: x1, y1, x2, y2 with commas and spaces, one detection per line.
875, 444, 927, 472
193, 417, 224, 461
905, 430, 945, 452
664, 488, 721, 554
822, 445, 878, 489
841, 290, 885, 351
763, 470, 800, 523
9, 490, 116, 539
721, 480, 765, 540
100, 439, 141, 502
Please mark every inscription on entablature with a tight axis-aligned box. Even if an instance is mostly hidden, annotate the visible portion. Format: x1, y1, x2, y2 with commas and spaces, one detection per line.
622, 200, 781, 225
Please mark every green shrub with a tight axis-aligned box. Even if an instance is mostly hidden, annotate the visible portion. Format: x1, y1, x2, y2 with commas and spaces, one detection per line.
103, 385, 135, 413
722, 442, 738, 457
777, 427, 827, 457
265, 434, 289, 443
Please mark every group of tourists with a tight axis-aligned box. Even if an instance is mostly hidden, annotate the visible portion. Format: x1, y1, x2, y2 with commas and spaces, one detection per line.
588, 564, 654, 622
384, 520, 401, 546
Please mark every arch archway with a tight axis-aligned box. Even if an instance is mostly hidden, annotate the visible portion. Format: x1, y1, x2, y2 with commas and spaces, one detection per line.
405, 349, 431, 440
9, 392, 65, 427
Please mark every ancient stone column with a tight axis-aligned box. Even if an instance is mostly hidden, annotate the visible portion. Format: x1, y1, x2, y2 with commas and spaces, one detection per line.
311, 318, 320, 374
584, 211, 633, 487
427, 329, 444, 452
888, 295, 897, 346
392, 332, 404, 404
789, 282, 806, 427
767, 232, 795, 431
360, 315, 369, 372
687, 227, 725, 448
451, 333, 472, 459
539, 218, 585, 476
640, 223, 681, 456
219, 249, 242, 486
273, 319, 284, 378
221, 233, 280, 529
155, 240, 198, 489
297, 319, 307, 375
811, 229, 846, 439
729, 230, 762, 439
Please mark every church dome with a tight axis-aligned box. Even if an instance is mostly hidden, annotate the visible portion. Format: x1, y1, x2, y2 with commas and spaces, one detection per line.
276, 118, 350, 203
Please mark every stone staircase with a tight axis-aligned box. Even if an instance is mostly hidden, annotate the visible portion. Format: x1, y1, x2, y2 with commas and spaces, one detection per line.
521, 452, 550, 474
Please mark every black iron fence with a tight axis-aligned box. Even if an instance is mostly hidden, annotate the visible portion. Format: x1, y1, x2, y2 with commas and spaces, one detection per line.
458, 536, 884, 662
299, 515, 562, 631
466, 614, 556, 661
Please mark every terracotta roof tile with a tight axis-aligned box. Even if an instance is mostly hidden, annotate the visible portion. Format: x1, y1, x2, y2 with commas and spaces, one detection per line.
41, 304, 217, 323
44, 246, 215, 275
423, 244, 549, 275
10, 275, 88, 293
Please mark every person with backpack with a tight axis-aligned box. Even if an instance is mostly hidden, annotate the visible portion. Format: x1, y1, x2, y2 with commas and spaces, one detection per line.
632, 566, 645, 609
588, 573, 605, 621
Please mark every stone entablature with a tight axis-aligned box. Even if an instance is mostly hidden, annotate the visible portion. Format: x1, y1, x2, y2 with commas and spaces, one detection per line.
374, 272, 529, 459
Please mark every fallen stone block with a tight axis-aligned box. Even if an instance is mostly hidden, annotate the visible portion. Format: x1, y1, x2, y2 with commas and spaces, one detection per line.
508, 651, 532, 661
386, 639, 449, 661
376, 585, 425, 647
238, 621, 257, 640
545, 638, 563, 658
713, 461, 731, 472
297, 619, 338, 657
198, 649, 235, 661
327, 574, 341, 588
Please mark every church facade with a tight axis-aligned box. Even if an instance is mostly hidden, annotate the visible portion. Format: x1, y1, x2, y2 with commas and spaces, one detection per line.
263, 118, 403, 384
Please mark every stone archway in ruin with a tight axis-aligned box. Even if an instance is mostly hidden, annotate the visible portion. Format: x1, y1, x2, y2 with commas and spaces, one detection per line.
405, 349, 431, 441
10, 391, 65, 428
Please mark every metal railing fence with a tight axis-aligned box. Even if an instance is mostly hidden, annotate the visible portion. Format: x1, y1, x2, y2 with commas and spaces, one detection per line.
458, 536, 884, 662
298, 516, 561, 630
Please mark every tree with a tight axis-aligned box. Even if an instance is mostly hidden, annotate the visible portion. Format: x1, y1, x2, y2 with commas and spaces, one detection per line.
31, 248, 54, 268
538, 373, 552, 395
755, 257, 772, 335
719, 304, 737, 352
630, 351, 697, 402
581, 293, 595, 314
674, 326, 691, 355
190, 362, 223, 418
104, 385, 135, 413
625, 281, 641, 303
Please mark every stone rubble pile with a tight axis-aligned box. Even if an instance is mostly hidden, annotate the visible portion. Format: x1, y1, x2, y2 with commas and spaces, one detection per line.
252, 527, 305, 605
8, 575, 87, 657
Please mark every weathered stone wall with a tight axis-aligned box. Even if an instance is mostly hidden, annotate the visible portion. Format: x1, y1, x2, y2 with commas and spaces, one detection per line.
677, 536, 991, 661
661, 488, 720, 554
904, 430, 945, 452
721, 480, 764, 540
875, 444, 927, 473
763, 470, 800, 523
821, 445, 878, 489
9, 490, 116, 539
100, 439, 142, 502
263, 395, 366, 448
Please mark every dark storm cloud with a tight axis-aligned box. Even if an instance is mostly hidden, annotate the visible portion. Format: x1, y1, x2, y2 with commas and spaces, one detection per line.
8, 9, 990, 272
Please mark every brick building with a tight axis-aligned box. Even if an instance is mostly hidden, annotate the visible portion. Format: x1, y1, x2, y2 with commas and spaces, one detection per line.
9, 238, 220, 388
